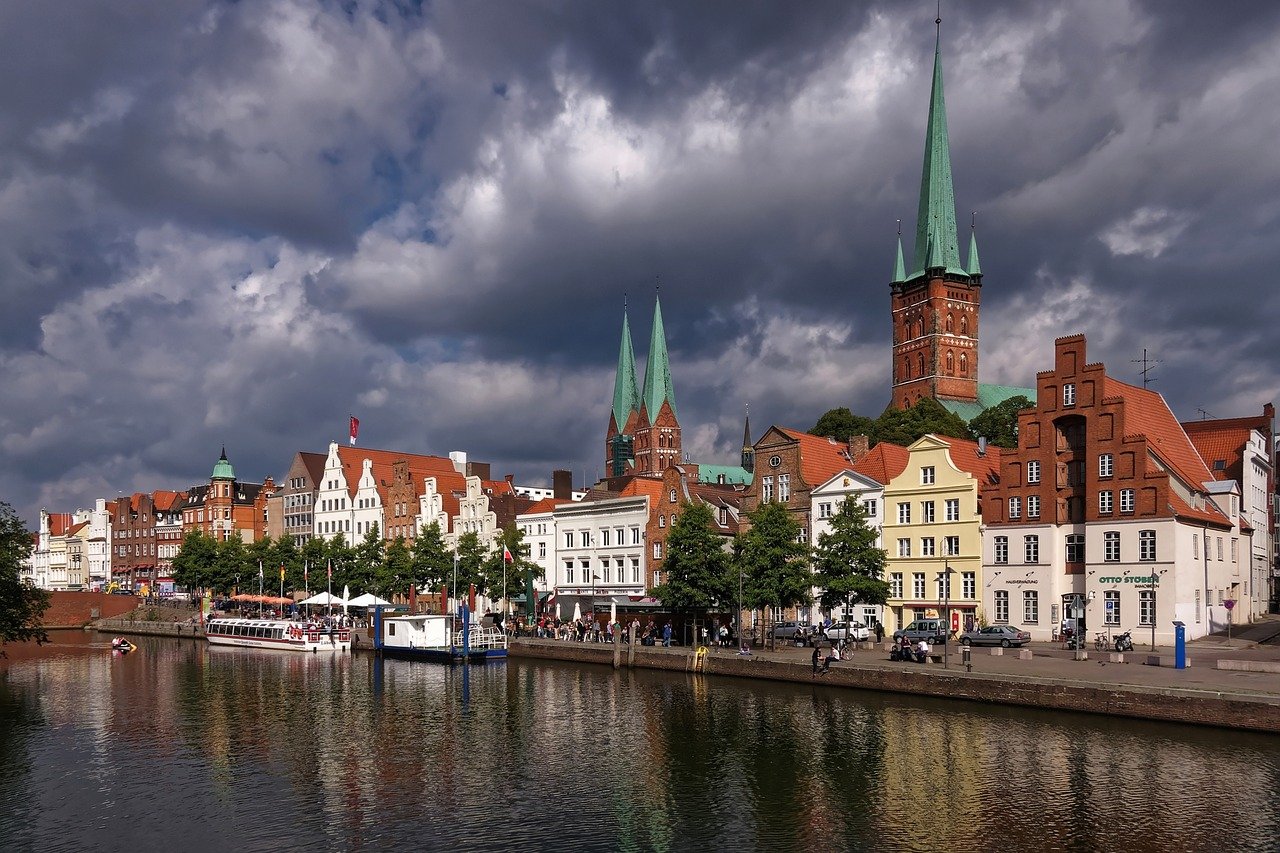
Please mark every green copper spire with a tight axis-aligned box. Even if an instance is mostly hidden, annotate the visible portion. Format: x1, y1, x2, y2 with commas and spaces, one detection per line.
967, 226, 982, 277
892, 231, 906, 283
610, 306, 641, 430
211, 446, 235, 481
910, 25, 965, 279
640, 294, 677, 420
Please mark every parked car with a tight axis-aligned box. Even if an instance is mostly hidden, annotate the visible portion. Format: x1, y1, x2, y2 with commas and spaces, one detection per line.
958, 625, 1032, 648
824, 621, 871, 642
892, 618, 946, 645
770, 621, 814, 642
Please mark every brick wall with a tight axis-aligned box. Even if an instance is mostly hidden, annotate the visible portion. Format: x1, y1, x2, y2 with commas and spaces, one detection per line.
43, 591, 140, 628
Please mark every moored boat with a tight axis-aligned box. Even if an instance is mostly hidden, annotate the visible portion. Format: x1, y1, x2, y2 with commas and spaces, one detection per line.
205, 618, 353, 652
374, 609, 506, 663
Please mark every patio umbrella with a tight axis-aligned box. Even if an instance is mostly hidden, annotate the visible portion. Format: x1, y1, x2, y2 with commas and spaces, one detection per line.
342, 585, 350, 612
572, 601, 582, 622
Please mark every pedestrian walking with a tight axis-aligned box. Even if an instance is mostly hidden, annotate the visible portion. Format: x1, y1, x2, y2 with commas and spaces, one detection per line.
662, 622, 673, 647
874, 621, 884, 644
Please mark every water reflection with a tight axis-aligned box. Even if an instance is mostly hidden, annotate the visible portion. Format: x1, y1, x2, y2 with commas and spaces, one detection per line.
0, 632, 1277, 852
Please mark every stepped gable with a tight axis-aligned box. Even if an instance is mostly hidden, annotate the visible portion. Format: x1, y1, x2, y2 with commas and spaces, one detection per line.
335, 444, 461, 498
851, 442, 910, 485
776, 428, 857, 488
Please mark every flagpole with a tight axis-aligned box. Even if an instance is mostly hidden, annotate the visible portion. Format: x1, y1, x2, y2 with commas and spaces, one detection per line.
258, 560, 264, 617
304, 559, 310, 619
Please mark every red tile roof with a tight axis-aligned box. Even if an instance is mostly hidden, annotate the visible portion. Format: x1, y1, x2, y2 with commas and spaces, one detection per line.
1181, 420, 1257, 482
937, 435, 1003, 484
851, 442, 910, 485
777, 428, 859, 488
619, 478, 664, 501
152, 490, 181, 511
523, 497, 572, 515
66, 521, 89, 536
48, 513, 74, 536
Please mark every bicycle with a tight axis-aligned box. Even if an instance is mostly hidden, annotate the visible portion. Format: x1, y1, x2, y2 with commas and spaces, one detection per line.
1094, 632, 1109, 651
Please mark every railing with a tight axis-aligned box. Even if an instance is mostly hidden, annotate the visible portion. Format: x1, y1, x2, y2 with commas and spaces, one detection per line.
451, 626, 508, 651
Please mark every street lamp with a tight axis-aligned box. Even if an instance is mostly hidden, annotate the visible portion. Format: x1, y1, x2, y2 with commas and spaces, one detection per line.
452, 554, 458, 616
939, 562, 955, 669
737, 564, 744, 652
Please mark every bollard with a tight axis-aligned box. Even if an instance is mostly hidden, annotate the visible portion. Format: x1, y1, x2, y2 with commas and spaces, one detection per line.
962, 644, 971, 672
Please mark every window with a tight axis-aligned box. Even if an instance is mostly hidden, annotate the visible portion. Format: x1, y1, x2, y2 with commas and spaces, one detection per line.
1066, 534, 1085, 563
565, 562, 574, 584
1104, 531, 1120, 562
912, 573, 925, 599
1192, 533, 1199, 559
897, 503, 911, 524
602, 529, 611, 547
962, 572, 975, 599
779, 474, 790, 502
1023, 591, 1039, 624
1139, 530, 1156, 561
653, 571, 662, 588
602, 561, 612, 583
632, 527, 641, 544
538, 542, 546, 559
818, 502, 832, 519
1104, 591, 1120, 626
1217, 537, 1223, 560
898, 539, 911, 558
920, 537, 935, 557
632, 559, 640, 584
994, 536, 1008, 564
1120, 489, 1135, 513
922, 501, 935, 523
1138, 590, 1155, 627
863, 499, 878, 518
937, 573, 952, 599
669, 489, 677, 503
945, 499, 960, 521
1195, 589, 1201, 623
565, 532, 574, 548
1008, 496, 1021, 519
652, 542, 661, 559
1027, 461, 1041, 484
1063, 383, 1076, 406
659, 515, 665, 529
1027, 495, 1040, 519
762, 477, 774, 502
1099, 491, 1113, 514
1024, 535, 1039, 563
1099, 454, 1114, 478
921, 466, 936, 485
995, 591, 1009, 623
1231, 538, 1237, 563
890, 573, 904, 599
944, 536, 960, 556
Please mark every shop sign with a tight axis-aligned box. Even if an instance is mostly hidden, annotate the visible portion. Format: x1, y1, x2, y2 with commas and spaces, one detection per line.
1097, 575, 1161, 585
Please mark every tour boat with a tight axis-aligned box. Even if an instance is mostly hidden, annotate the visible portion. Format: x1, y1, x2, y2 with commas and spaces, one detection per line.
205, 618, 353, 652
374, 609, 506, 663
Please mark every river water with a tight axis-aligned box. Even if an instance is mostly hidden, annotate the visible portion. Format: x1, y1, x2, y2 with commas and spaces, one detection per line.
1, 631, 1277, 852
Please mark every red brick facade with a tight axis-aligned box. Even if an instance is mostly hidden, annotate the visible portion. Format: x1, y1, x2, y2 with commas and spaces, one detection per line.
890, 271, 980, 410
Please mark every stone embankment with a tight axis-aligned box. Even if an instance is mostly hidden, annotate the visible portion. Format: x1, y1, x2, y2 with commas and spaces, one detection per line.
509, 638, 1280, 734
42, 591, 142, 628
95, 618, 204, 638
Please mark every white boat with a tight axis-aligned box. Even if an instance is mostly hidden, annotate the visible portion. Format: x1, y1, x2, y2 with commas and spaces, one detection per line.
374, 611, 506, 663
205, 618, 353, 652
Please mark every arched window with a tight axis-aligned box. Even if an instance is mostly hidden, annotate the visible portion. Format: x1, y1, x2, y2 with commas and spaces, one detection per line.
914, 317, 923, 338
960, 315, 969, 336
659, 515, 666, 528
917, 353, 925, 377
945, 350, 954, 374
903, 358, 912, 379
946, 313, 954, 333
669, 489, 677, 503
959, 352, 968, 375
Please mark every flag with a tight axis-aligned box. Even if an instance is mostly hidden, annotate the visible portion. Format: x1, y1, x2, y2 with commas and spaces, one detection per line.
503, 545, 514, 564
327, 559, 333, 580
349, 415, 360, 446
258, 560, 263, 580
279, 562, 285, 582
304, 560, 309, 581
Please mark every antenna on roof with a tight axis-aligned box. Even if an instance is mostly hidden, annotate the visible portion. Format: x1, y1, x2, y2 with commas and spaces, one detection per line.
1130, 348, 1161, 389
1197, 407, 1214, 421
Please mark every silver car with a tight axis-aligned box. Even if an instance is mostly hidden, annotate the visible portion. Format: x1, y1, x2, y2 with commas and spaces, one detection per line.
824, 621, 871, 642
958, 625, 1031, 648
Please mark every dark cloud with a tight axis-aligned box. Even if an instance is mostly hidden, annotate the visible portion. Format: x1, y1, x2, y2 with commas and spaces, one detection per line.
1, 0, 1278, 525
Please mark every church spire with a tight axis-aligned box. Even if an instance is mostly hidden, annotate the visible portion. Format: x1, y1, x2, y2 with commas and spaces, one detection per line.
910, 20, 964, 279
610, 303, 640, 431
892, 221, 906, 284
640, 292, 677, 420
967, 218, 982, 278
741, 403, 754, 473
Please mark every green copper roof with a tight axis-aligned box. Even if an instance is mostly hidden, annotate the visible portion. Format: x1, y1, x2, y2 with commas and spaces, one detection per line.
938, 383, 1036, 423
967, 228, 982, 276
695, 464, 753, 486
211, 447, 235, 481
909, 29, 967, 280
610, 308, 641, 430
640, 295, 677, 420
892, 234, 906, 283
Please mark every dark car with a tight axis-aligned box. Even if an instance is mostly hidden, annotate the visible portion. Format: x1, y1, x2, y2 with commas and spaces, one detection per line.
958, 625, 1031, 648
892, 618, 946, 645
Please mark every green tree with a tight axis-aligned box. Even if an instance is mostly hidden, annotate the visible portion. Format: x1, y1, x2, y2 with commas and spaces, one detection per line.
480, 525, 545, 617
271, 535, 302, 594
410, 521, 451, 598
737, 502, 811, 645
172, 530, 219, 594
0, 503, 51, 647
453, 531, 485, 598
654, 502, 731, 612
810, 407, 877, 443
300, 536, 329, 595
216, 536, 253, 595
968, 395, 1032, 449
324, 533, 355, 592
349, 524, 384, 595
812, 497, 889, 619
875, 397, 972, 447
383, 538, 413, 601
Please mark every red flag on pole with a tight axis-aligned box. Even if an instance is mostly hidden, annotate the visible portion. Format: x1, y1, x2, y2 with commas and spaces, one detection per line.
349, 415, 360, 446
327, 559, 333, 580
503, 545, 514, 564
304, 560, 308, 581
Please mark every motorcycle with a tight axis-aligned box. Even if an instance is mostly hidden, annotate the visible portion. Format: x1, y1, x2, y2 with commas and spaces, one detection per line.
1113, 630, 1134, 652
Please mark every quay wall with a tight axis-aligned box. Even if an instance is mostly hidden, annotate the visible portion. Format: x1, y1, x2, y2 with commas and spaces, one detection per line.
510, 639, 1280, 735
43, 592, 140, 628
94, 619, 204, 638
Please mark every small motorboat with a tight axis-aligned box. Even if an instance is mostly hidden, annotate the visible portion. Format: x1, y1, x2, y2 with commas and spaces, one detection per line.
111, 637, 136, 654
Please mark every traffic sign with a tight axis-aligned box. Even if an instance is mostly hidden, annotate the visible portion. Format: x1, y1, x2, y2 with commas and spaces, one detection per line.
1224, 599, 1236, 611
1105, 600, 1115, 613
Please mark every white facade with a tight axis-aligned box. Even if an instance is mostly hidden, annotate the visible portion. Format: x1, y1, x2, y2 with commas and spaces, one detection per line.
1239, 428, 1273, 619
551, 495, 648, 620
314, 443, 356, 541
516, 506, 559, 602
446, 476, 500, 551
810, 469, 887, 628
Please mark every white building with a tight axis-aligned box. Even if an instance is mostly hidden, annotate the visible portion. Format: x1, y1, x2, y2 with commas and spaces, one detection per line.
810, 469, 889, 628
551, 494, 648, 620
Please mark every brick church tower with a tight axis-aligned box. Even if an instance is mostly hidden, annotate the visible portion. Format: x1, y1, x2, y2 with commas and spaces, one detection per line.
605, 294, 680, 476
890, 19, 984, 411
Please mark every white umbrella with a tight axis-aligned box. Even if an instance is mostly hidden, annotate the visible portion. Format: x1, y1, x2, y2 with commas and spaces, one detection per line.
298, 591, 348, 607
348, 592, 394, 608
610, 599, 617, 625
342, 584, 350, 612
572, 601, 582, 622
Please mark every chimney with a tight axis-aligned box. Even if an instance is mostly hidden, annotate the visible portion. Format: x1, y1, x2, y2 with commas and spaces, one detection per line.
553, 469, 573, 500
467, 461, 491, 481
449, 451, 467, 475
848, 434, 870, 462
978, 436, 987, 457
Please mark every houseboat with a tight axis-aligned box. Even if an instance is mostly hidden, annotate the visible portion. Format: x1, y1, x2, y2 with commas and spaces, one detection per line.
374, 608, 506, 663
205, 618, 353, 652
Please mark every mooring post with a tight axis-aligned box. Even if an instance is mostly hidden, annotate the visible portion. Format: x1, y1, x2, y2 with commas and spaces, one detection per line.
628, 623, 636, 668
613, 621, 621, 669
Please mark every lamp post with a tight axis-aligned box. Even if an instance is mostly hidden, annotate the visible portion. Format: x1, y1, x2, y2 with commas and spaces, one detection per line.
737, 564, 744, 652
452, 554, 458, 616
939, 562, 955, 669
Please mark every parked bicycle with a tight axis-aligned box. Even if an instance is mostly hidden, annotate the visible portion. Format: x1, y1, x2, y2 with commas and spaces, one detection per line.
1094, 632, 1109, 651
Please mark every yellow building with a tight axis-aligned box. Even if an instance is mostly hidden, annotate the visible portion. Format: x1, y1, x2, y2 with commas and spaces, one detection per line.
882, 434, 1001, 635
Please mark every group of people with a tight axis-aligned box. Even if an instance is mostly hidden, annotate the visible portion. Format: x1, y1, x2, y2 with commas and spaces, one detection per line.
527, 615, 691, 647
890, 635, 932, 663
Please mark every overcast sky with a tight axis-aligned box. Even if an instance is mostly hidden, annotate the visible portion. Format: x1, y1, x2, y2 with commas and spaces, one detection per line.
3, 0, 1279, 527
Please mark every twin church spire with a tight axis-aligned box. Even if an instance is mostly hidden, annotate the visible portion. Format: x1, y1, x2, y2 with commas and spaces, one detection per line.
607, 294, 680, 476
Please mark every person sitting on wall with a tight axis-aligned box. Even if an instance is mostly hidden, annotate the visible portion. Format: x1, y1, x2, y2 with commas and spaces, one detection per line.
821, 643, 841, 674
